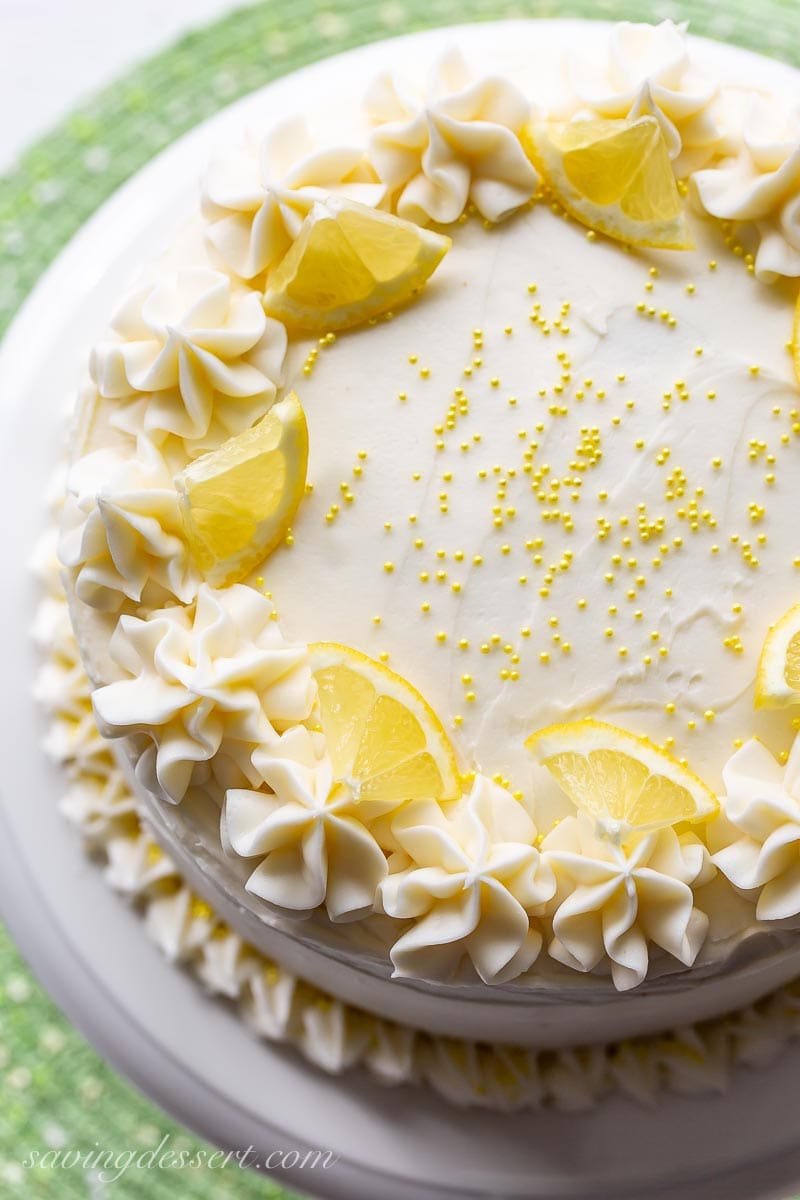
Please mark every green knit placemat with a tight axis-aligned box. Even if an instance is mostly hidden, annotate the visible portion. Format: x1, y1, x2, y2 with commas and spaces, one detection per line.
3, 1, 800, 1198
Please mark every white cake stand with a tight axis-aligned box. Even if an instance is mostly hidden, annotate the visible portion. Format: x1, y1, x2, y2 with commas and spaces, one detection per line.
3, 21, 800, 1200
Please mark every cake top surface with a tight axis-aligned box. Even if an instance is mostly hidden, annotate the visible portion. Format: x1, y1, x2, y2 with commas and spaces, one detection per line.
55, 19, 800, 994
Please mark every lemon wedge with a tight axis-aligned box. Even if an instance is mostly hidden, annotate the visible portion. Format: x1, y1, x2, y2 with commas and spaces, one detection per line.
526, 718, 717, 838
755, 602, 800, 709
262, 197, 451, 332
175, 392, 308, 587
309, 643, 460, 820
524, 116, 692, 250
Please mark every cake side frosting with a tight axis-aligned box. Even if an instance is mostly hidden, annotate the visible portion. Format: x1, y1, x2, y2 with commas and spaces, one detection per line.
29, 520, 800, 1108
53, 20, 800, 1002
32, 521, 800, 1108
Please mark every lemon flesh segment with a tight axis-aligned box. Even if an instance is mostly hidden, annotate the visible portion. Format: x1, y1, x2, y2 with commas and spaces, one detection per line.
263, 197, 451, 332
524, 117, 692, 250
309, 642, 460, 820
526, 718, 717, 837
175, 393, 308, 587
755, 602, 800, 709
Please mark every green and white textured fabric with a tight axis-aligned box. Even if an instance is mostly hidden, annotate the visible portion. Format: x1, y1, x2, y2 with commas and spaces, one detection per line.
1, 0, 800, 1196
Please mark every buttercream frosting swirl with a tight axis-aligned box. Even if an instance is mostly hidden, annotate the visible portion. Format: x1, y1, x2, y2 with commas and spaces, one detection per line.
691, 94, 800, 279
145, 886, 218, 964
90, 268, 287, 448
365, 47, 539, 226
378, 776, 555, 984
711, 738, 800, 919
543, 813, 712, 991
104, 829, 178, 899
92, 584, 316, 803
60, 766, 138, 849
566, 20, 724, 175
223, 725, 388, 921
59, 435, 199, 613
202, 115, 385, 281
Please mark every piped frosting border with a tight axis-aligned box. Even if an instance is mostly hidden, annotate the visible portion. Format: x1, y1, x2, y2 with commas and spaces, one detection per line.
54, 19, 800, 995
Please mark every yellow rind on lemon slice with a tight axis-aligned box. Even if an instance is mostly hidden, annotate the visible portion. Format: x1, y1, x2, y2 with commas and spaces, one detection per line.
755, 602, 800, 709
175, 392, 308, 587
526, 718, 717, 838
262, 197, 451, 332
523, 116, 692, 250
309, 642, 460, 821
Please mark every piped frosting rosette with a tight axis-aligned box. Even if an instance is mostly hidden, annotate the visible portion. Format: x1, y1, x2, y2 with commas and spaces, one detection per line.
92, 585, 316, 804
710, 739, 800, 919
90, 266, 288, 454
691, 94, 800, 279
52, 20, 800, 1001
32, 542, 800, 1111
59, 435, 200, 612
365, 47, 539, 225
564, 19, 729, 175
202, 116, 385, 281
543, 814, 713, 992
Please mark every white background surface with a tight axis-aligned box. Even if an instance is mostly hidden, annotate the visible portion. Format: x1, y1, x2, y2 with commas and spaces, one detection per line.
0, 0, 256, 170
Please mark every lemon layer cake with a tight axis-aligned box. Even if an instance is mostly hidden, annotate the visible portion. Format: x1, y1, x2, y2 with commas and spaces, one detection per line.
53, 19, 800, 1049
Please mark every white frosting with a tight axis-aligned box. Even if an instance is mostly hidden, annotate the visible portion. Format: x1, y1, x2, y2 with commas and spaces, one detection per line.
379, 776, 554, 984
103, 829, 178, 898
56, 27, 800, 1004
34, 19, 800, 1102
90, 267, 287, 451
60, 766, 138, 849
691, 93, 800, 279
366, 47, 538, 225
145, 885, 217, 963
31, 566, 800, 1110
261, 203, 800, 804
566, 20, 725, 175
202, 115, 385, 281
59, 436, 199, 612
92, 585, 316, 803
223, 726, 388, 921
195, 928, 261, 997
543, 813, 713, 991
712, 738, 800, 919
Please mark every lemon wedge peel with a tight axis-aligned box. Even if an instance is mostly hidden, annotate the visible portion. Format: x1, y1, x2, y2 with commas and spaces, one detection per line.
526, 718, 718, 841
523, 116, 693, 251
263, 197, 451, 332
309, 642, 460, 824
175, 392, 308, 588
755, 601, 800, 709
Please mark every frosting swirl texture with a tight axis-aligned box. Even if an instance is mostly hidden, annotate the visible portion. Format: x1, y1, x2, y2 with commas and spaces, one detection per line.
92, 585, 316, 803
691, 95, 800, 279
711, 738, 800, 919
223, 726, 388, 921
90, 268, 287, 447
379, 776, 555, 984
202, 116, 385, 280
566, 20, 723, 174
366, 47, 538, 225
543, 814, 712, 991
59, 436, 199, 612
